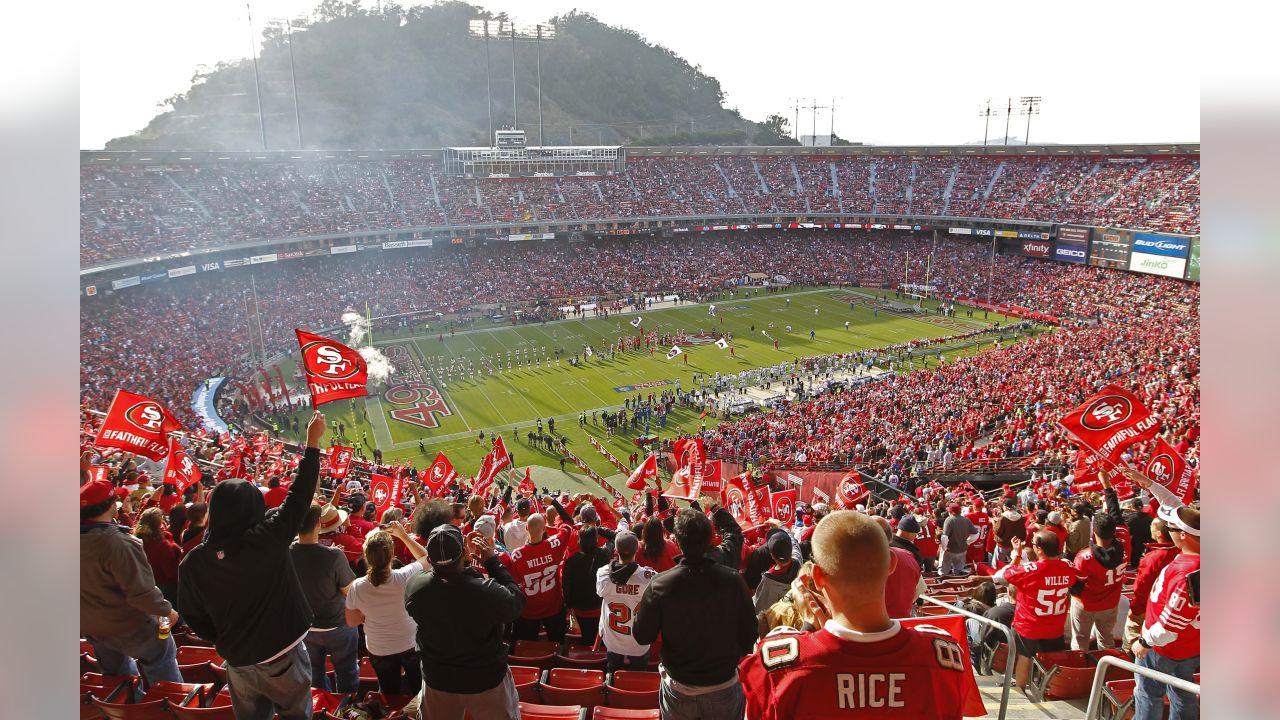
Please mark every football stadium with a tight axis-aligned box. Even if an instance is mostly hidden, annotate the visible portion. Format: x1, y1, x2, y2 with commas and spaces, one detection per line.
77, 4, 1201, 720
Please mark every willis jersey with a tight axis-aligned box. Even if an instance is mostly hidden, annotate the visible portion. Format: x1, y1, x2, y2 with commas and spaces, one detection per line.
507, 526, 571, 619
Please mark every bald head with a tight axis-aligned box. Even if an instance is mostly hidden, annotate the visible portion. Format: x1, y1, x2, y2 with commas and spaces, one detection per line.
812, 510, 891, 589
871, 515, 893, 543
526, 513, 546, 543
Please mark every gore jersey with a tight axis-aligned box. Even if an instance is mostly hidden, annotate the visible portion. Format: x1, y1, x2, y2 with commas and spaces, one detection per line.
506, 526, 571, 620
740, 622, 985, 720
995, 558, 1083, 640
594, 563, 657, 657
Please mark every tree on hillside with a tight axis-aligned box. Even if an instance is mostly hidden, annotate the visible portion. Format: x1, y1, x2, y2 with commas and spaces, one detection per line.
754, 113, 800, 146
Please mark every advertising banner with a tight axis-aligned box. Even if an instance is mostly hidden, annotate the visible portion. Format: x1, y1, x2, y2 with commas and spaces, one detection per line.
1185, 237, 1200, 282
199, 261, 222, 272
278, 250, 305, 260
330, 244, 357, 254
111, 276, 140, 290
140, 271, 168, 284
383, 239, 433, 249
1089, 228, 1132, 269
1020, 239, 1054, 258
948, 227, 973, 235
168, 265, 197, 279
249, 253, 278, 264
1128, 233, 1190, 278
223, 258, 250, 268
1018, 230, 1051, 240
1055, 226, 1090, 264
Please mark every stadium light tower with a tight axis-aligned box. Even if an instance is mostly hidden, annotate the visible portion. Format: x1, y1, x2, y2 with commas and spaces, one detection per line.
1019, 96, 1042, 145
268, 17, 307, 150
470, 18, 557, 145
978, 99, 996, 147
246, 3, 267, 150
468, 19, 498, 144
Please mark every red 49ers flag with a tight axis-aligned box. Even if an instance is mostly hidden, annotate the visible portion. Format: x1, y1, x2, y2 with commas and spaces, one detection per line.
95, 390, 183, 461
627, 453, 659, 491
663, 438, 706, 500
746, 481, 773, 527
295, 329, 369, 407
700, 459, 724, 495
1144, 437, 1198, 506
1057, 384, 1161, 464
900, 616, 987, 718
162, 437, 199, 492
518, 467, 537, 496
720, 471, 752, 525
834, 472, 870, 510
770, 488, 798, 526
369, 473, 403, 521
473, 435, 512, 496
328, 445, 355, 480
423, 452, 457, 496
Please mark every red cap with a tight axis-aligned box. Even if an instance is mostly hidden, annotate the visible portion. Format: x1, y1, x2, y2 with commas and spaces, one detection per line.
973, 497, 985, 509
81, 479, 116, 508
948, 503, 962, 514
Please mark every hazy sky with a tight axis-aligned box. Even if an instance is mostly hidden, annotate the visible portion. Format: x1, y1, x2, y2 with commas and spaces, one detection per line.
80, 0, 1201, 149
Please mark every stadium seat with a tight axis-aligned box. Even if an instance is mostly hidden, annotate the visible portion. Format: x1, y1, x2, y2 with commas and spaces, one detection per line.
991, 644, 1009, 675
930, 594, 959, 603
87, 695, 176, 720
541, 668, 606, 709
1028, 649, 1130, 702
518, 702, 589, 720
140, 681, 206, 706
556, 647, 608, 670
606, 671, 660, 709
169, 703, 236, 720
511, 640, 561, 669
511, 664, 544, 703
82, 652, 102, 675
81, 673, 137, 704
357, 656, 380, 695
177, 662, 222, 688
593, 709, 661, 720
917, 605, 953, 617
175, 647, 223, 666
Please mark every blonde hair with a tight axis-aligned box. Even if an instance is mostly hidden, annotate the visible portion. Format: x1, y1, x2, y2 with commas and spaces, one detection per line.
133, 507, 166, 543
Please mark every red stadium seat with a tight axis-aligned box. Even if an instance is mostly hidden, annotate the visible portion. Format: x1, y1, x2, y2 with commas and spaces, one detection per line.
606, 670, 660, 709
177, 662, 222, 688
917, 605, 953, 617
140, 681, 206, 706
87, 695, 176, 720
519, 702, 588, 720
556, 647, 608, 670
175, 647, 223, 666
169, 704, 236, 720
82, 652, 102, 676
511, 665, 544, 703
593, 709, 661, 720
511, 640, 561, 669
541, 668, 606, 709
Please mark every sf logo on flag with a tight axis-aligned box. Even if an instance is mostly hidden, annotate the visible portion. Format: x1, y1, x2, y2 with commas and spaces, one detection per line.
1082, 396, 1132, 430
336, 450, 350, 464
125, 402, 166, 432
431, 463, 445, 480
774, 496, 794, 524
306, 343, 357, 379
372, 483, 389, 505
1149, 455, 1174, 483
180, 455, 195, 477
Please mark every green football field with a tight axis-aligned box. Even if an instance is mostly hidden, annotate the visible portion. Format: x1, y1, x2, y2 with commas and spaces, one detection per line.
274, 287, 1033, 495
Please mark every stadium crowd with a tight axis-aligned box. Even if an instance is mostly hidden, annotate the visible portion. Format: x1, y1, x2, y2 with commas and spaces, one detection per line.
81, 154, 1200, 264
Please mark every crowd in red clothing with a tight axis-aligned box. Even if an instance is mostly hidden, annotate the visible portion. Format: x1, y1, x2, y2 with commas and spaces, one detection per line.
80, 154, 1200, 264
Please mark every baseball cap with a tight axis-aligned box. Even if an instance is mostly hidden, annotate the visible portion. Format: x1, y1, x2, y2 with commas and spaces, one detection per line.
615, 531, 639, 557
426, 524, 466, 565
473, 514, 497, 539
898, 515, 921, 534
579, 505, 599, 524
1047, 511, 1063, 525
81, 478, 115, 508
765, 528, 793, 562
948, 503, 961, 514
1157, 504, 1200, 537
516, 498, 532, 515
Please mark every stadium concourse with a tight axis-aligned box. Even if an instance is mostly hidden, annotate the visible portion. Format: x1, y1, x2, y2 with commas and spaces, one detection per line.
80, 232, 1199, 718
79, 152, 1199, 266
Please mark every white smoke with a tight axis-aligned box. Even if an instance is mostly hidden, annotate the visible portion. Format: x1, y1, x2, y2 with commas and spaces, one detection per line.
341, 309, 395, 385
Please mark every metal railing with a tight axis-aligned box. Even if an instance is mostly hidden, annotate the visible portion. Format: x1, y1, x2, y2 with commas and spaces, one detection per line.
919, 594, 1015, 720
1083, 654, 1200, 720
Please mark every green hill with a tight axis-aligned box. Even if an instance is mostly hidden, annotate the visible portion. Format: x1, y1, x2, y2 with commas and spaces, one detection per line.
105, 1, 768, 150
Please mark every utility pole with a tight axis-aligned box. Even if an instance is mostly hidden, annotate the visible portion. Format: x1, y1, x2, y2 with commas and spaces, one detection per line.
830, 98, 836, 142
1020, 96, 1042, 145
246, 3, 267, 150
979, 99, 995, 147
794, 100, 802, 143
805, 98, 829, 146
1004, 97, 1012, 146
283, 20, 302, 149
535, 24, 545, 145
510, 21, 518, 130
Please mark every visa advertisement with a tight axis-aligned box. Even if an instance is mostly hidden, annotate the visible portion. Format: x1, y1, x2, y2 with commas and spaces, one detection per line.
1128, 233, 1191, 279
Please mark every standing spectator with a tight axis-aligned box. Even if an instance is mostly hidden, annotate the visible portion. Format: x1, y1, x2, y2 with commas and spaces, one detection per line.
964, 498, 992, 568
503, 498, 531, 551
346, 523, 428, 697
290, 504, 359, 693
637, 517, 681, 573
978, 531, 1081, 692
507, 513, 572, 641
1123, 497, 1154, 570
133, 507, 184, 616
891, 515, 927, 570
562, 526, 613, 646
739, 511, 982, 719
939, 503, 978, 576
992, 498, 1026, 566
595, 532, 658, 673
178, 502, 208, 555
1125, 518, 1179, 650
745, 527, 804, 613
81, 465, 182, 689
1068, 513, 1126, 650
404, 523, 525, 719
1132, 501, 1200, 719
633, 509, 757, 719
872, 516, 924, 619
1064, 503, 1094, 561
178, 412, 326, 720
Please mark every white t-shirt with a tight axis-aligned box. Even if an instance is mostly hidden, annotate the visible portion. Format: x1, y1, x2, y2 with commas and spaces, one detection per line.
504, 519, 529, 551
595, 563, 657, 657
345, 561, 423, 656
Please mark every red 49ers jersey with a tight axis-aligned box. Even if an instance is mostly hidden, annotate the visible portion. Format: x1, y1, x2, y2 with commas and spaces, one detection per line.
965, 512, 992, 563
740, 622, 985, 720
507, 525, 571, 620
997, 558, 1082, 640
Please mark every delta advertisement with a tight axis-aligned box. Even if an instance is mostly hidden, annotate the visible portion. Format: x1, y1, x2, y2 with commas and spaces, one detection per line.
1128, 233, 1190, 279
1185, 237, 1201, 282
1089, 228, 1133, 270
1055, 226, 1090, 264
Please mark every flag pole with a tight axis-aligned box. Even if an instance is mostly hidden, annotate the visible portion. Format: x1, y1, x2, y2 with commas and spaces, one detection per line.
366, 300, 373, 346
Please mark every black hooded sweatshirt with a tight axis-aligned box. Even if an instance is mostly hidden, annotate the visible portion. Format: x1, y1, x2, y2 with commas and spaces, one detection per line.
177, 447, 319, 666
562, 527, 614, 612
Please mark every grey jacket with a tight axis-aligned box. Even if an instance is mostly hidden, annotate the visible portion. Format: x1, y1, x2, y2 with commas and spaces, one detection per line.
80, 522, 171, 637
